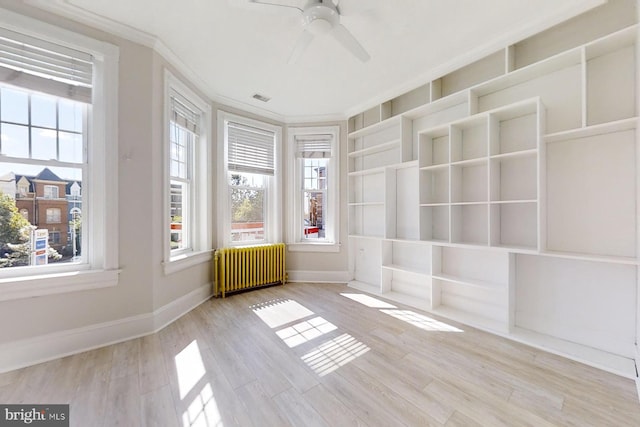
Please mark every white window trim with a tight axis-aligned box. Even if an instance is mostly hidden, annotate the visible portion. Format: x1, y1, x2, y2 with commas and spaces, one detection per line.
217, 111, 282, 248
0, 8, 120, 300
287, 126, 340, 253
162, 70, 213, 275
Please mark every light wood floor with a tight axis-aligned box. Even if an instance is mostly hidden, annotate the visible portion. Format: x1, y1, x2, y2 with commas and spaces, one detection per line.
1, 282, 639, 426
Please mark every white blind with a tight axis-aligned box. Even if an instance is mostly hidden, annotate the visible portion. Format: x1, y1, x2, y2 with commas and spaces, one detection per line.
296, 134, 332, 158
171, 90, 200, 135
227, 121, 275, 175
0, 27, 92, 102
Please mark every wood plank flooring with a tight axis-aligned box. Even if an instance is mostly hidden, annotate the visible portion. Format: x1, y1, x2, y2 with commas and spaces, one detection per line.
1, 282, 639, 426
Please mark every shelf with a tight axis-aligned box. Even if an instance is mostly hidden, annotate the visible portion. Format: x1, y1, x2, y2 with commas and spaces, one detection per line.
382, 264, 430, 276
471, 48, 582, 98
348, 234, 383, 241
419, 202, 449, 207
489, 148, 537, 160
539, 250, 638, 266
450, 201, 487, 206
510, 327, 637, 379
584, 24, 637, 61
489, 199, 536, 205
389, 159, 419, 170
348, 166, 387, 176
348, 140, 400, 158
346, 14, 638, 384
432, 273, 505, 291
420, 164, 449, 172
450, 157, 488, 167
348, 202, 384, 207
430, 305, 508, 334
348, 115, 402, 139
402, 91, 469, 120
379, 291, 432, 312
544, 117, 637, 143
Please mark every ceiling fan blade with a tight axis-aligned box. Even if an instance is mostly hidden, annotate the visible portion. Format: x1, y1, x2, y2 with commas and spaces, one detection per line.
248, 0, 304, 12
288, 30, 314, 64
331, 23, 370, 62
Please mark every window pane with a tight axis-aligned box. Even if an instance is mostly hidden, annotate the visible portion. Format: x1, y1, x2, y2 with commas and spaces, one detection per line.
230, 172, 265, 242
59, 132, 83, 163
229, 172, 265, 188
1, 123, 29, 158
303, 191, 326, 239
31, 94, 57, 128
31, 128, 57, 161
301, 158, 329, 241
170, 182, 187, 251
0, 160, 83, 268
59, 99, 83, 132
1, 88, 28, 124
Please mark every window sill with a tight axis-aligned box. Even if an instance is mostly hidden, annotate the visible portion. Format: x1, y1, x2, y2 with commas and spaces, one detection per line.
0, 268, 120, 302
163, 250, 213, 275
287, 242, 341, 253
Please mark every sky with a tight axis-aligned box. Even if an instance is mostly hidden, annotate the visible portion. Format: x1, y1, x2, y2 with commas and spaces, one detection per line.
0, 85, 83, 181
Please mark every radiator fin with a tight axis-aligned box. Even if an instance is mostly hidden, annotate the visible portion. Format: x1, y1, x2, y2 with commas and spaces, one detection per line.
214, 243, 286, 297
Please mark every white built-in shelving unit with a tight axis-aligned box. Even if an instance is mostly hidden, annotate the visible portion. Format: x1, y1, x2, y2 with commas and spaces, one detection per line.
347, 3, 639, 380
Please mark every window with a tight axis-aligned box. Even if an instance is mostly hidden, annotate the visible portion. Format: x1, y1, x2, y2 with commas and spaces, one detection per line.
43, 185, 59, 199
49, 231, 60, 244
218, 111, 281, 247
46, 208, 61, 224
0, 10, 119, 299
19, 209, 28, 221
288, 126, 339, 252
163, 71, 212, 274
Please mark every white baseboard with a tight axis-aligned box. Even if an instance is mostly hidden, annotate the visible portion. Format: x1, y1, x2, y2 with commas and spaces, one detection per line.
287, 270, 351, 284
0, 282, 212, 374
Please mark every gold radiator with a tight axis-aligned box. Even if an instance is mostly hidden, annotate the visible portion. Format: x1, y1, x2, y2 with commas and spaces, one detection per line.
214, 243, 286, 298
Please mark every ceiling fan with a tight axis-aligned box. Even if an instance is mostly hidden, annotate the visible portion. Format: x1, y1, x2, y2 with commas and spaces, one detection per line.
249, 0, 370, 63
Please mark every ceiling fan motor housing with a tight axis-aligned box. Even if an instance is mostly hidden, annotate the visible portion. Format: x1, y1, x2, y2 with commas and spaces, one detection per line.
303, 2, 339, 35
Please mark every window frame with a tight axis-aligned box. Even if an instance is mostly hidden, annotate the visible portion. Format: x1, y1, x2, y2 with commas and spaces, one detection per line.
162, 70, 212, 275
287, 126, 340, 252
0, 8, 120, 301
217, 111, 282, 248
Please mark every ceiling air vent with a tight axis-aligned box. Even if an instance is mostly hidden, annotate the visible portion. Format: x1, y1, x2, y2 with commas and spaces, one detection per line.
252, 93, 271, 102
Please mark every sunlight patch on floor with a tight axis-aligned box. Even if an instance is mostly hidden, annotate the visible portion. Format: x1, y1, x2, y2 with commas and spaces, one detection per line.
301, 333, 370, 376
340, 293, 397, 309
276, 316, 338, 348
381, 309, 463, 332
175, 340, 207, 399
251, 298, 315, 328
183, 383, 223, 427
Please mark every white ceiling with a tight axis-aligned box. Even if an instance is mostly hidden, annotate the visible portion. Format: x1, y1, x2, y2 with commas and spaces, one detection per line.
31, 0, 601, 122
